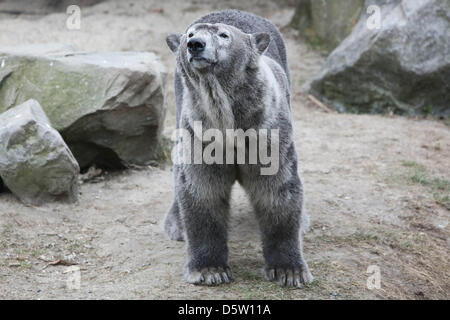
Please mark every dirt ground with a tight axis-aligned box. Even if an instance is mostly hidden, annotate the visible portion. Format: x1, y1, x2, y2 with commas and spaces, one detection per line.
0, 0, 449, 300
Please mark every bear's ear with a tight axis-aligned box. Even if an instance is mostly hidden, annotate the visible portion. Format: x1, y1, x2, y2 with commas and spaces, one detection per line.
166, 33, 182, 53
251, 32, 271, 55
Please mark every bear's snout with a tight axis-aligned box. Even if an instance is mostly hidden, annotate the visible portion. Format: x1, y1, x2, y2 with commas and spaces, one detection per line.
187, 38, 206, 54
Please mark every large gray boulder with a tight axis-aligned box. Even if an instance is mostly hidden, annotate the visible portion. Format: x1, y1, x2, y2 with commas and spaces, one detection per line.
0, 44, 167, 169
309, 0, 450, 116
0, 99, 79, 205
0, 0, 104, 15
291, 0, 365, 52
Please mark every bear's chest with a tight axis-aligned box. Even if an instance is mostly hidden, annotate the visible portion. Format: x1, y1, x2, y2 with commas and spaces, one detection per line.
191, 78, 235, 132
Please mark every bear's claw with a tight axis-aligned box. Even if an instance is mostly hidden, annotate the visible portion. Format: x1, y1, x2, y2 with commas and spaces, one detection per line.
184, 266, 233, 286
264, 266, 314, 288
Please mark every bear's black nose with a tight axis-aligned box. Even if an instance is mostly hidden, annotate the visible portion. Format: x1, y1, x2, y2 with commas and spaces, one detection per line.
187, 38, 205, 54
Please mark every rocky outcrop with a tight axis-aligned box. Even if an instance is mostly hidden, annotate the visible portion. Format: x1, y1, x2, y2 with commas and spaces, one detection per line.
0, 0, 104, 15
309, 0, 450, 116
291, 0, 364, 52
0, 44, 167, 169
0, 99, 79, 205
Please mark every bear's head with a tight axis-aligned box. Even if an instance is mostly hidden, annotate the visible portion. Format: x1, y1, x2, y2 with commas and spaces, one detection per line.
166, 23, 270, 77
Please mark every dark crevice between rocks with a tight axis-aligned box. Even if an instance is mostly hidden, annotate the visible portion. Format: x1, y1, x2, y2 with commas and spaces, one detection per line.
60, 103, 164, 173
67, 141, 126, 173
0, 177, 11, 194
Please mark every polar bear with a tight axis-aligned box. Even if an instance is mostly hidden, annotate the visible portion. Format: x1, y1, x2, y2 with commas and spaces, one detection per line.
165, 9, 313, 288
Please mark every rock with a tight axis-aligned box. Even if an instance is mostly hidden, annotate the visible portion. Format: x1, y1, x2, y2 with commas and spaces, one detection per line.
0, 99, 79, 205
0, 44, 167, 169
0, 43, 77, 57
309, 0, 450, 116
0, 0, 104, 15
291, 0, 364, 52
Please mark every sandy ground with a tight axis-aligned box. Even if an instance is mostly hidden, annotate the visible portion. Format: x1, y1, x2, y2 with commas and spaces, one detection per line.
0, 0, 449, 299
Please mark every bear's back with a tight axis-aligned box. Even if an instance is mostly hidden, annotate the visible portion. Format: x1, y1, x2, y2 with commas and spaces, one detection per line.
191, 9, 290, 83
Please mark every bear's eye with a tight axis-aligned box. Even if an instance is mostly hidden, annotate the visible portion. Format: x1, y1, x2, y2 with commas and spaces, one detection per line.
188, 33, 194, 38
219, 33, 229, 39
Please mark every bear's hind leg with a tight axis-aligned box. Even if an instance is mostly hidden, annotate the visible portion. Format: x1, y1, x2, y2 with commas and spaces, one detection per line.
164, 199, 185, 241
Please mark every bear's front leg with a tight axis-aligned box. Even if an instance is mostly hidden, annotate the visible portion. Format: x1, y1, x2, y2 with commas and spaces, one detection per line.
178, 165, 234, 286
258, 211, 313, 288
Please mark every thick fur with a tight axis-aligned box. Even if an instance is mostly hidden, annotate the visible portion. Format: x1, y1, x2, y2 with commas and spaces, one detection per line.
164, 10, 313, 287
